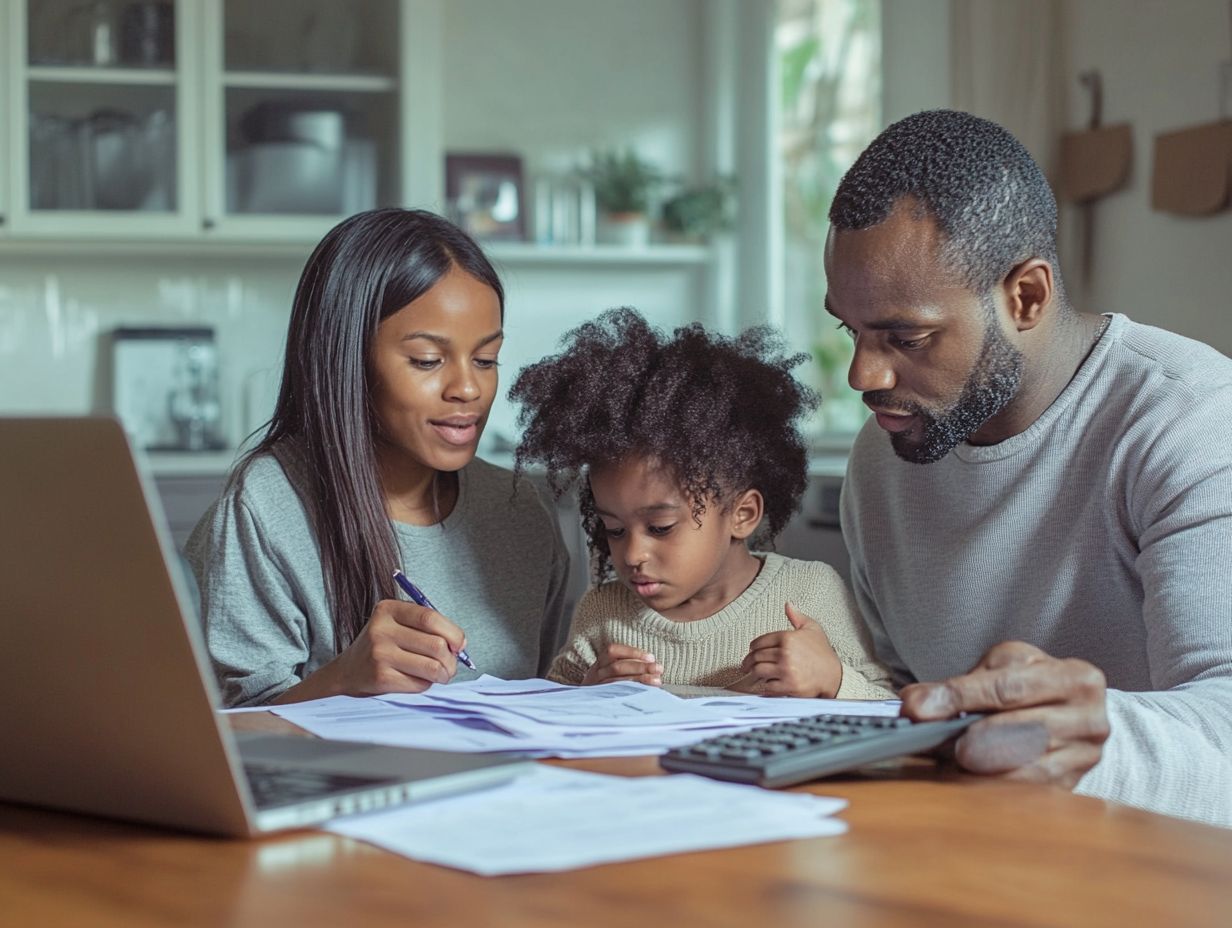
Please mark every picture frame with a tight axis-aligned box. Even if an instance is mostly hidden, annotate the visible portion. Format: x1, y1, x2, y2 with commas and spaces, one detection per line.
109, 326, 225, 451
445, 152, 526, 241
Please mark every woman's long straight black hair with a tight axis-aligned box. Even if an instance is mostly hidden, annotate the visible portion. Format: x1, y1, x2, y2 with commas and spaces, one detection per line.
237, 208, 504, 650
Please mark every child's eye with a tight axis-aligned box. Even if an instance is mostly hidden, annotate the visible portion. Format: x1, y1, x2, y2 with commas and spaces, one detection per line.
603, 526, 626, 540
647, 523, 676, 537
474, 357, 500, 369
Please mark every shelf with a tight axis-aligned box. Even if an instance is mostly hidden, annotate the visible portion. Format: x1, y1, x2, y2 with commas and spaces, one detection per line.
26, 65, 177, 86
484, 242, 712, 267
0, 236, 318, 259
223, 71, 397, 93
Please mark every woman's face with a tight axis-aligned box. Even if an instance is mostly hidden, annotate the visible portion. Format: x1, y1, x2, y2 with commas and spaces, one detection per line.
369, 266, 503, 474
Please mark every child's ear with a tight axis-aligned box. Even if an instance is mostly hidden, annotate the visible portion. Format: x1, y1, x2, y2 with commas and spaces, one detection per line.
729, 489, 764, 541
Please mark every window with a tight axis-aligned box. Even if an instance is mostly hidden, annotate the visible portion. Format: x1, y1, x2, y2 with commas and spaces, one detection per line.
776, 0, 880, 439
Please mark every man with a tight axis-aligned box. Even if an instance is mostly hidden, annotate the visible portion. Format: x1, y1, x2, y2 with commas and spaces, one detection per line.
830, 109, 1232, 827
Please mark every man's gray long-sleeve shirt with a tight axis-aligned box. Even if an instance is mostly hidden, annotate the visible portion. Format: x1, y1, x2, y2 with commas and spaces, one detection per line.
841, 314, 1232, 827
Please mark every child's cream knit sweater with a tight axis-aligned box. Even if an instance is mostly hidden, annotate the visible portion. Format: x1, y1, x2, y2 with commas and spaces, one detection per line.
547, 552, 895, 698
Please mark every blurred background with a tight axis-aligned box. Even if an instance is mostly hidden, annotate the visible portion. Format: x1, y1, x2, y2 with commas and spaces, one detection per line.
2, 0, 1230, 578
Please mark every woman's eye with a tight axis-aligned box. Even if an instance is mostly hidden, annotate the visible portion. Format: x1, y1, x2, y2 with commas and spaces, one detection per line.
603, 526, 625, 540
474, 357, 500, 369
647, 523, 676, 537
409, 358, 442, 370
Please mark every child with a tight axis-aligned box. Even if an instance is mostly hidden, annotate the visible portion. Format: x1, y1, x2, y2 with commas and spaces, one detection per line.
509, 308, 894, 698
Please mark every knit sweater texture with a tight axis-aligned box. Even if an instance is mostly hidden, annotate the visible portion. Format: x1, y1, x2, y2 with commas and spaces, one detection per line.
186, 442, 571, 707
841, 314, 1232, 827
548, 552, 895, 698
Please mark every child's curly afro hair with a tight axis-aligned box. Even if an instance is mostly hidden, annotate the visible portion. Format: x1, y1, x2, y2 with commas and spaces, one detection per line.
509, 308, 820, 575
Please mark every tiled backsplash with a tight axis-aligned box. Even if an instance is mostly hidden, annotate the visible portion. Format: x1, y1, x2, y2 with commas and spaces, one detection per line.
0, 254, 299, 449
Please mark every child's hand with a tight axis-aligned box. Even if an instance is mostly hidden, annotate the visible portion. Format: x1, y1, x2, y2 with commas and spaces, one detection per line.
582, 644, 663, 686
734, 602, 843, 697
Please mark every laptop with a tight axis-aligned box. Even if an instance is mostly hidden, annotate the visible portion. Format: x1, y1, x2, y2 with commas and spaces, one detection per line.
0, 416, 531, 836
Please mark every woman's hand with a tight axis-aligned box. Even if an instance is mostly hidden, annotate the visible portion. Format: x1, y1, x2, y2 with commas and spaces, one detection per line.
274, 599, 466, 702
733, 602, 843, 697
582, 644, 663, 686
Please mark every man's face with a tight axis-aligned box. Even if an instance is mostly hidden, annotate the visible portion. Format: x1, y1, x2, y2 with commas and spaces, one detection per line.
823, 203, 1024, 464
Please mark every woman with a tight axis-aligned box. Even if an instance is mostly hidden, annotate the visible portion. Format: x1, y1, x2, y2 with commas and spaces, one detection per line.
187, 208, 570, 707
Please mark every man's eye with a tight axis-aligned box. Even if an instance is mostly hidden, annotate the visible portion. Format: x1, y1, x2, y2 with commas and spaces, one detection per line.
647, 524, 676, 537
836, 321, 857, 341
891, 336, 928, 350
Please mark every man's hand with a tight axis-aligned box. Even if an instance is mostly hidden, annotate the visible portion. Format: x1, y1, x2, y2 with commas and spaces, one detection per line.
582, 644, 663, 686
899, 641, 1110, 787
733, 602, 844, 697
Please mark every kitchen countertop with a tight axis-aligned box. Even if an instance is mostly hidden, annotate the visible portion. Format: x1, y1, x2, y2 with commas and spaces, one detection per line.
147, 450, 242, 478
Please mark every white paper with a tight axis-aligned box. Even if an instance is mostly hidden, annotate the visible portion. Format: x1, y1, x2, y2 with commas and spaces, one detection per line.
686, 694, 903, 720
269, 677, 903, 759
381, 677, 734, 729
325, 765, 848, 875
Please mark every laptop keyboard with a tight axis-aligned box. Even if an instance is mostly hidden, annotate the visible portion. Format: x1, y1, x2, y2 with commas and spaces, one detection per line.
243, 763, 390, 809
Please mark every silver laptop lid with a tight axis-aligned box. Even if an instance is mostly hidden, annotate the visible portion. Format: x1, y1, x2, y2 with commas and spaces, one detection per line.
0, 416, 254, 835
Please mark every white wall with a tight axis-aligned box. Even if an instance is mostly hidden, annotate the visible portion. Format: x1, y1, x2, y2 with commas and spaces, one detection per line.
442, 0, 704, 178
880, 0, 1232, 356
1057, 0, 1232, 354
441, 0, 709, 443
0, 254, 298, 446
881, 0, 951, 125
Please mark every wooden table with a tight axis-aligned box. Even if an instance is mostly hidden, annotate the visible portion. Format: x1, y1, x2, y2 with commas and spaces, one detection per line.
4, 713, 1231, 928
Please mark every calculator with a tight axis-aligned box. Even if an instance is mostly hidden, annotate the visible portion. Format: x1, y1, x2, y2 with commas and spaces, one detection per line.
659, 712, 981, 788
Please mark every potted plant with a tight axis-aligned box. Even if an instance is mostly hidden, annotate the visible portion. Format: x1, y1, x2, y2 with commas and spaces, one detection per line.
579, 148, 663, 246
661, 176, 737, 242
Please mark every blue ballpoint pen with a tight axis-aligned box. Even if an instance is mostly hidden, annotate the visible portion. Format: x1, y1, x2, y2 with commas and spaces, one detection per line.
392, 569, 478, 671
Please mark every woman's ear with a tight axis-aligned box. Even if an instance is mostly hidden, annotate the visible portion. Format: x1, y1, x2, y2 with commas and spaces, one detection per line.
729, 488, 764, 541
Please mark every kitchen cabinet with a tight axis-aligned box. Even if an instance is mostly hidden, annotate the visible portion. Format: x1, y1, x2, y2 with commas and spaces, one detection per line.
1, 0, 713, 270
9, 0, 201, 238
775, 470, 852, 582
1, 0, 714, 276
0, 19, 8, 237
2, 0, 435, 245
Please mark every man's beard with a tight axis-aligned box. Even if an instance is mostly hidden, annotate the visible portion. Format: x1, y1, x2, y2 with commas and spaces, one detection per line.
866, 317, 1025, 465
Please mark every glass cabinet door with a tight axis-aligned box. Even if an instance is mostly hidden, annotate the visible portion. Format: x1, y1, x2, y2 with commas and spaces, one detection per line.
0, 2, 9, 237
13, 0, 198, 234
205, 0, 400, 238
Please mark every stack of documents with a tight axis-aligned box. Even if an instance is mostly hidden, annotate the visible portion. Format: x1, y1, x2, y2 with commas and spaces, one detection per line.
267, 676, 901, 758
325, 764, 849, 875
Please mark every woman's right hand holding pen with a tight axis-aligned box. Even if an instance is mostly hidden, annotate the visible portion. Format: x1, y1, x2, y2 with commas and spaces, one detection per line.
273, 599, 467, 702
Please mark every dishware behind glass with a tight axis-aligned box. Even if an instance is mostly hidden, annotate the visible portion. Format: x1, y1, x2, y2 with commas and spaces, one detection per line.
119, 0, 175, 66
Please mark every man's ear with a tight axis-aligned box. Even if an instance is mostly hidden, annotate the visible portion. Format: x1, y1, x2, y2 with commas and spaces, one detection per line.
1003, 258, 1054, 332
729, 488, 764, 541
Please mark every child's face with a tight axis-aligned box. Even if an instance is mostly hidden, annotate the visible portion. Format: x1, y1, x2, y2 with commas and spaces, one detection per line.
589, 456, 760, 619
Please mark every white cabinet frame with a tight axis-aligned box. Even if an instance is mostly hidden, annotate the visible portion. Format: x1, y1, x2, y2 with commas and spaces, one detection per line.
5, 0, 202, 239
